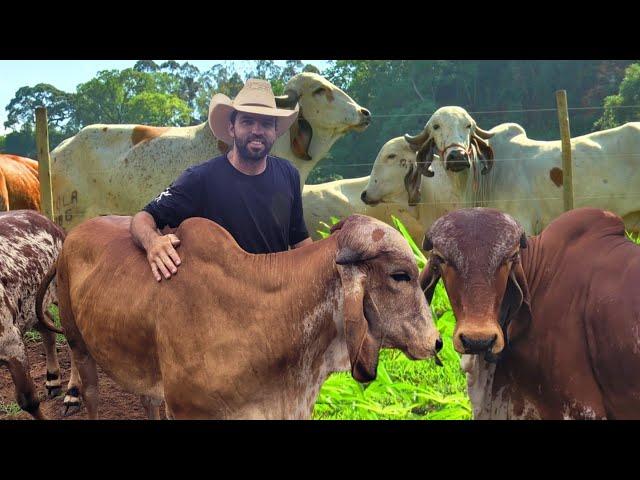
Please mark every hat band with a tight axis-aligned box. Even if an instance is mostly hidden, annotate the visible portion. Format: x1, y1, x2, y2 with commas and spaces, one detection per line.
237, 102, 274, 109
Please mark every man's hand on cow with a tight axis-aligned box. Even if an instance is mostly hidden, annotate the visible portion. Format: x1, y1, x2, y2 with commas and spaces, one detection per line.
147, 234, 182, 281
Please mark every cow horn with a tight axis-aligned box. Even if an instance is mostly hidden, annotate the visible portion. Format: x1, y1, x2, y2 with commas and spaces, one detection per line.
274, 90, 299, 109
474, 126, 495, 139
404, 127, 430, 150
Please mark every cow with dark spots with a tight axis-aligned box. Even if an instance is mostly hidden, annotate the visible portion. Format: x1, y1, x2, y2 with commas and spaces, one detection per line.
38, 214, 441, 419
420, 207, 640, 419
0, 210, 65, 419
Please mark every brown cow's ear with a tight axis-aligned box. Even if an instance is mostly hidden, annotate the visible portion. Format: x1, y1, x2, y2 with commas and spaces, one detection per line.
336, 268, 380, 383
501, 262, 532, 346
419, 261, 441, 304
404, 160, 422, 207
290, 117, 313, 161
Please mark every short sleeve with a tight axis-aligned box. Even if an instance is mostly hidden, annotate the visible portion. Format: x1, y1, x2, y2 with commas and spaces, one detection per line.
142, 166, 202, 229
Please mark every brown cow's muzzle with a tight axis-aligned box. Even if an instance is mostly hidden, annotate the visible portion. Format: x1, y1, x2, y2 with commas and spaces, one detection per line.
453, 323, 505, 358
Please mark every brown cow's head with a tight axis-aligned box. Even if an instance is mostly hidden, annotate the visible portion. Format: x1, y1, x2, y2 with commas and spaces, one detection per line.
331, 215, 442, 383
404, 106, 494, 178
419, 208, 532, 362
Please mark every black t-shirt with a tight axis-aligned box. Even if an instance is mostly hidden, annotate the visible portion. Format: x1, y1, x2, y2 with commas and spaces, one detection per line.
143, 155, 309, 254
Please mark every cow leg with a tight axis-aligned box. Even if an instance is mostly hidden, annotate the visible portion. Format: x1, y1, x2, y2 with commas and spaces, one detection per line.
63, 355, 82, 415
164, 404, 175, 420
34, 321, 62, 398
1, 327, 46, 420
72, 347, 99, 420
140, 395, 163, 420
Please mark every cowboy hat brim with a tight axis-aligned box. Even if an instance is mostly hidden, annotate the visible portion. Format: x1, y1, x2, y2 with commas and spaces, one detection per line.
208, 93, 299, 146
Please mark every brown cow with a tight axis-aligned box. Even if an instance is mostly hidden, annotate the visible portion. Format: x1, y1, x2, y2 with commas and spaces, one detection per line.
0, 154, 40, 212
420, 207, 640, 419
39, 214, 442, 419
0, 210, 65, 419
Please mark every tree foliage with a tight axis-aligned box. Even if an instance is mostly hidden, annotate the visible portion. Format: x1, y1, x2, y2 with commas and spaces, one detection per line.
2, 60, 633, 178
595, 62, 640, 129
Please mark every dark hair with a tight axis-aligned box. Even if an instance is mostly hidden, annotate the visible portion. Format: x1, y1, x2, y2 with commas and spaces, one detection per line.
230, 110, 277, 129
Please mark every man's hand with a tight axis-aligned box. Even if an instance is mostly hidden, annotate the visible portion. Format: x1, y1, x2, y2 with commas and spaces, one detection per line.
147, 234, 182, 281
130, 211, 183, 282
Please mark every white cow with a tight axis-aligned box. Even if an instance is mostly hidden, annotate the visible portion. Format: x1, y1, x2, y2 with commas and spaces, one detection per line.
362, 106, 640, 236
302, 176, 425, 242
50, 73, 371, 230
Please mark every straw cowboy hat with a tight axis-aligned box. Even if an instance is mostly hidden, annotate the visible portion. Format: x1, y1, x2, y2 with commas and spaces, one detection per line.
208, 78, 300, 145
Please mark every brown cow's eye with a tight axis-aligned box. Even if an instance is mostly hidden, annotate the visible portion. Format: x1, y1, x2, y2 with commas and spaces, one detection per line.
391, 273, 411, 282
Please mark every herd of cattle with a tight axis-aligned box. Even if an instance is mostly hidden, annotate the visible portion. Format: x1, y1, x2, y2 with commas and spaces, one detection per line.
1, 72, 639, 419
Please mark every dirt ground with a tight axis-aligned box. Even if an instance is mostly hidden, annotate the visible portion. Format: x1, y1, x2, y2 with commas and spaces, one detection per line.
0, 339, 161, 420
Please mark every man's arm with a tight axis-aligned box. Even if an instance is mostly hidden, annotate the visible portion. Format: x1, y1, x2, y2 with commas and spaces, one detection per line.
131, 166, 201, 281
131, 211, 182, 282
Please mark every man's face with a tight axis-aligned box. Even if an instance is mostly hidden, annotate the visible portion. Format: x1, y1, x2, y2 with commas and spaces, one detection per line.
229, 112, 277, 161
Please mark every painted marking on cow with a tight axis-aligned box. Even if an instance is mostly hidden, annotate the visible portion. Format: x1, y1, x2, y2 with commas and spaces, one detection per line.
549, 167, 563, 187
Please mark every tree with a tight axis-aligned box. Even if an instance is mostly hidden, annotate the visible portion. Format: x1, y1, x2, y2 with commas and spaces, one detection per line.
4, 83, 75, 131
595, 63, 640, 130
72, 69, 191, 127
0, 134, 5, 152
194, 64, 245, 122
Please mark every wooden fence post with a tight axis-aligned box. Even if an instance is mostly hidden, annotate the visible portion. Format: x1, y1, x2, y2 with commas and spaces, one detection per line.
35, 106, 54, 221
555, 90, 574, 212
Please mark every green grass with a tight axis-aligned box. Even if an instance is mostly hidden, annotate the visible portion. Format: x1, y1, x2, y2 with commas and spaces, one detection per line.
313, 216, 470, 420
0, 402, 22, 416
24, 305, 66, 345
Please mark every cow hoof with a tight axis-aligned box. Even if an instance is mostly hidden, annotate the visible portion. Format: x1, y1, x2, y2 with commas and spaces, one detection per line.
62, 401, 81, 417
63, 387, 81, 416
46, 385, 63, 399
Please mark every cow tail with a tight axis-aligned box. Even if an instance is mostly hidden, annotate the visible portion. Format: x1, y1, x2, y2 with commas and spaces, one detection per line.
36, 262, 65, 335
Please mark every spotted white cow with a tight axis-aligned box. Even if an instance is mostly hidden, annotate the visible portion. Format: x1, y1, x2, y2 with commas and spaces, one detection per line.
362, 108, 640, 236
0, 210, 65, 419
50, 73, 371, 230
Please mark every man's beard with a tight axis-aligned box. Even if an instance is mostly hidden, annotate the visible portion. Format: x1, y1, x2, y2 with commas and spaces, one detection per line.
235, 135, 274, 161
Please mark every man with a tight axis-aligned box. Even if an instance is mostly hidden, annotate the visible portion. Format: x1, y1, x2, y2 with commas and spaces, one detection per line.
131, 79, 312, 282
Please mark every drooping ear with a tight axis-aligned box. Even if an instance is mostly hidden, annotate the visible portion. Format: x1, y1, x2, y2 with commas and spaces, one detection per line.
217, 139, 230, 154
290, 116, 313, 161
500, 261, 532, 346
471, 135, 494, 175
419, 258, 441, 304
416, 137, 436, 178
404, 160, 423, 206
336, 267, 380, 383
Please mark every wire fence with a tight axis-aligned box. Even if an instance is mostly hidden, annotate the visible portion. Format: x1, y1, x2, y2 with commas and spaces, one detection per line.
371, 104, 640, 118
35, 101, 640, 225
